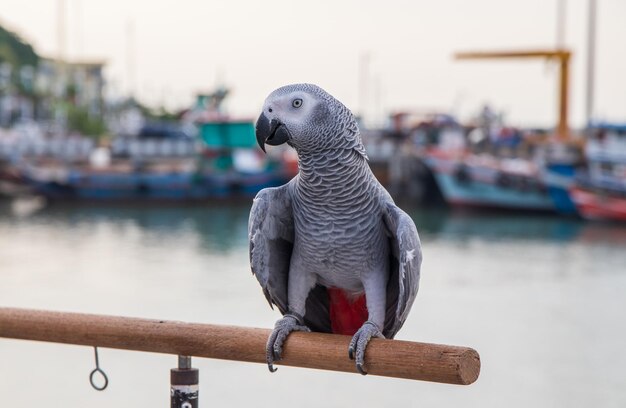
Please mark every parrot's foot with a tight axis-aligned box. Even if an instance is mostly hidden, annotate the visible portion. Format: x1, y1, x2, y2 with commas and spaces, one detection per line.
266, 314, 310, 373
348, 321, 384, 375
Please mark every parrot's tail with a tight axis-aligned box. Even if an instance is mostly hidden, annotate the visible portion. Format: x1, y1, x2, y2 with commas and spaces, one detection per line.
328, 288, 368, 336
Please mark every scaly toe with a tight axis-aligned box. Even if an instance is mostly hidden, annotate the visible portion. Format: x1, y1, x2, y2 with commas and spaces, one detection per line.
273, 340, 284, 360
348, 321, 385, 375
265, 314, 310, 373
266, 344, 278, 373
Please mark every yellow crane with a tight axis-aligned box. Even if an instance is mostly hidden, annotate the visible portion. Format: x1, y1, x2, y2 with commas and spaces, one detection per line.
455, 49, 572, 141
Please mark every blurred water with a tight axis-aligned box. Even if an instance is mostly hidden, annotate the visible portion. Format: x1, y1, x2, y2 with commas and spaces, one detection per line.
1, 200, 625, 407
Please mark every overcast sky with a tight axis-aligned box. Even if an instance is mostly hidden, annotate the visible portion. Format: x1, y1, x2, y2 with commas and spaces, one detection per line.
1, 0, 624, 127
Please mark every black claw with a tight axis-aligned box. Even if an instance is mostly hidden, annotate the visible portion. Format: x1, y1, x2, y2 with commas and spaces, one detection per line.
268, 363, 278, 373
348, 347, 355, 360
356, 362, 368, 376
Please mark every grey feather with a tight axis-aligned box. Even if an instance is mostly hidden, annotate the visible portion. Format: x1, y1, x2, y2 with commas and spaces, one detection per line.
248, 184, 294, 314
382, 201, 422, 337
250, 83, 422, 339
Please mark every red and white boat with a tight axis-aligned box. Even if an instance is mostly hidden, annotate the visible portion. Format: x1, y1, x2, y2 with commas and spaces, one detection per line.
571, 123, 626, 222
570, 185, 626, 222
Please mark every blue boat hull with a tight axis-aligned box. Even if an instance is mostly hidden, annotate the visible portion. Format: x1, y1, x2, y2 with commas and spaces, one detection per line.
423, 154, 555, 211
433, 172, 555, 211
543, 164, 578, 215
28, 170, 290, 202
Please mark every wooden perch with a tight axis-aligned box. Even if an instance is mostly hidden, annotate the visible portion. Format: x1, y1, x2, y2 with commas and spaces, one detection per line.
0, 307, 480, 385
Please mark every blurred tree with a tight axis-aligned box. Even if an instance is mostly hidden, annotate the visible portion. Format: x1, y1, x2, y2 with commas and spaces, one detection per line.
67, 104, 106, 137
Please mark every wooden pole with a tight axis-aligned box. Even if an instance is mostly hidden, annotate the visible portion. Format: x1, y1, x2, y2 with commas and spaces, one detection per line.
0, 307, 479, 385
558, 53, 570, 140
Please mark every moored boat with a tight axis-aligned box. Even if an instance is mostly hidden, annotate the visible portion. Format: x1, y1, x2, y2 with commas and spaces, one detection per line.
23, 164, 289, 202
21, 119, 295, 202
541, 141, 585, 216
423, 150, 555, 211
570, 184, 626, 221
569, 123, 626, 221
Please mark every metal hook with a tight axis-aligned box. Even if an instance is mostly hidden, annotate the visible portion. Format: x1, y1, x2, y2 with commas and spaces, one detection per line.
89, 347, 109, 391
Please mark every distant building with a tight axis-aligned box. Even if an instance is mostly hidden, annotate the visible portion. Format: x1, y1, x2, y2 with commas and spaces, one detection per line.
1, 24, 108, 139
37, 58, 106, 118
0, 57, 106, 132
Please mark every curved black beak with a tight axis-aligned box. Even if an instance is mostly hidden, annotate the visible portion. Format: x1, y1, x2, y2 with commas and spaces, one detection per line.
255, 113, 291, 153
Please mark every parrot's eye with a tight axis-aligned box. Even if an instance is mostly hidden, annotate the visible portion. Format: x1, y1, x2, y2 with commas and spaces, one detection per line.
292, 98, 303, 108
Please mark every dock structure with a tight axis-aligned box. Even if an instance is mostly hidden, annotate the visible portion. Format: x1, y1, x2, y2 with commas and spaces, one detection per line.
455, 49, 572, 140
0, 307, 480, 404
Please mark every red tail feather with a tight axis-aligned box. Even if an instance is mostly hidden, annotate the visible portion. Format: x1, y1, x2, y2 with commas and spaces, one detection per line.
328, 288, 368, 335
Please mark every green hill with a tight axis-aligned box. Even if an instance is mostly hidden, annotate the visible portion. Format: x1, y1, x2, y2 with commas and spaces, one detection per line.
0, 24, 39, 68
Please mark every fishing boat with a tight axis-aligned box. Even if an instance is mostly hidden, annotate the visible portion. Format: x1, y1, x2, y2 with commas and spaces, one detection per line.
425, 48, 587, 214
23, 161, 290, 202
570, 183, 626, 222
22, 119, 295, 202
423, 149, 555, 211
542, 142, 584, 215
16, 87, 297, 202
569, 123, 626, 221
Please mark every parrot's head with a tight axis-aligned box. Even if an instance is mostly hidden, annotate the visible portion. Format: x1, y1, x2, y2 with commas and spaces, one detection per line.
255, 83, 365, 157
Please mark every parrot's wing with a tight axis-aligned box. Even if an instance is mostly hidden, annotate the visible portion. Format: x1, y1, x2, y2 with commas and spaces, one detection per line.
382, 200, 422, 338
248, 185, 294, 315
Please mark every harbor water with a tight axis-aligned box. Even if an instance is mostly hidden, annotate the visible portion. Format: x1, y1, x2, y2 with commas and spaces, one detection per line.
0, 200, 625, 407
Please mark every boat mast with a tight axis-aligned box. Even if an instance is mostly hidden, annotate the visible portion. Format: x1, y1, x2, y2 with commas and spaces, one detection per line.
358, 52, 370, 123
585, 0, 597, 128
556, 0, 567, 48
57, 0, 67, 94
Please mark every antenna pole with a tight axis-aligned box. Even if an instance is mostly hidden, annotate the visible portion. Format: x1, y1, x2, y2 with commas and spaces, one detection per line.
585, 0, 597, 127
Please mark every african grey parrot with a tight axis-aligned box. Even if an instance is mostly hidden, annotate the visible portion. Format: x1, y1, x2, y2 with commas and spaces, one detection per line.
249, 84, 421, 375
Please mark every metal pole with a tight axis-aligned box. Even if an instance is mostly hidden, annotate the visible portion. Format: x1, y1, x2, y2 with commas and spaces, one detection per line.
358, 52, 370, 122
585, 0, 597, 127
126, 19, 136, 99
556, 0, 567, 48
171, 355, 199, 408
